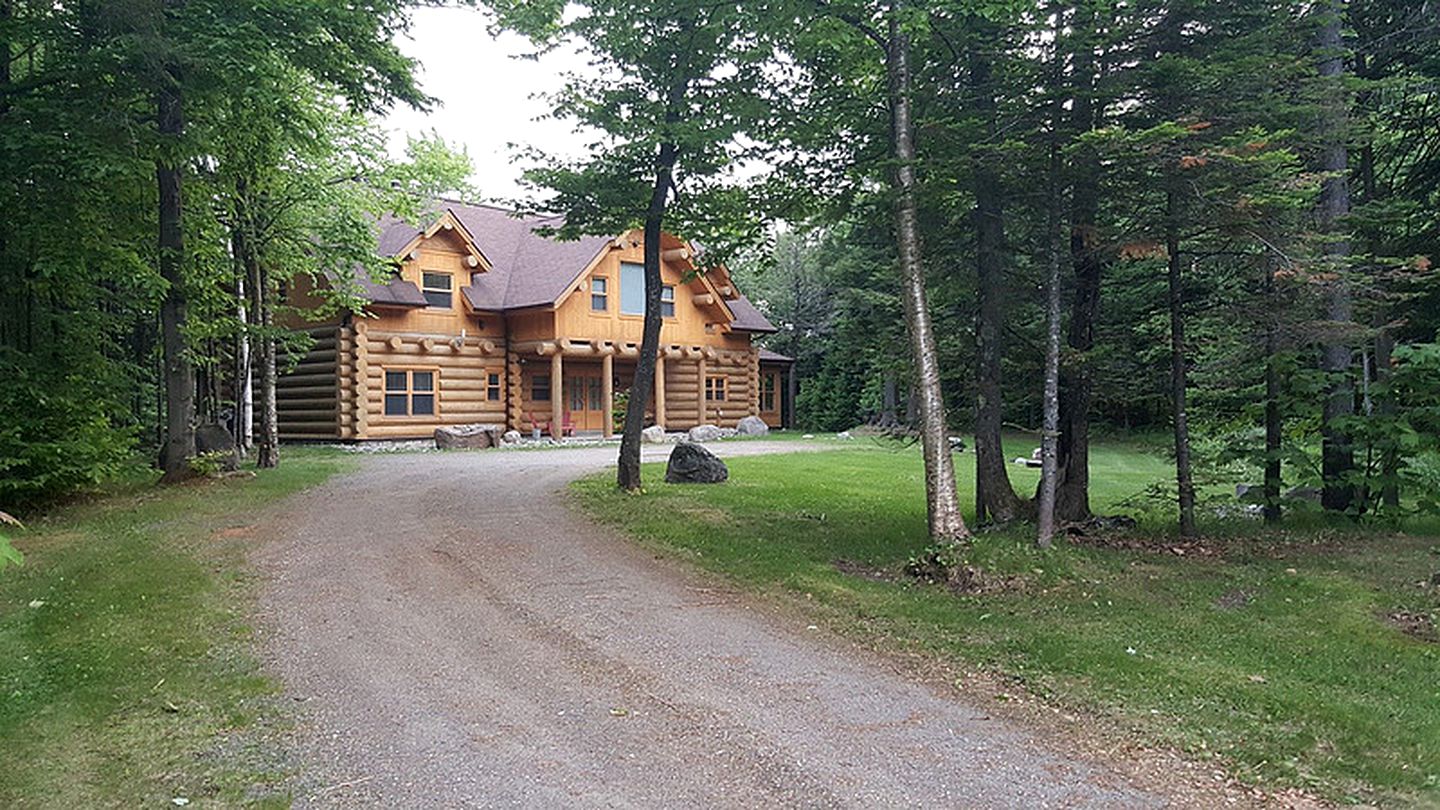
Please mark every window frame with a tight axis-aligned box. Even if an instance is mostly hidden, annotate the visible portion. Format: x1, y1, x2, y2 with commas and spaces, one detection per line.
486, 372, 502, 402
705, 374, 728, 402
619, 262, 645, 316
590, 276, 608, 312
382, 367, 441, 419
420, 271, 453, 309
531, 373, 552, 402
661, 284, 676, 319
760, 372, 777, 412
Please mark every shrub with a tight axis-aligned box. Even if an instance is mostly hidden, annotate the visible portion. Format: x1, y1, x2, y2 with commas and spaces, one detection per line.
0, 364, 135, 511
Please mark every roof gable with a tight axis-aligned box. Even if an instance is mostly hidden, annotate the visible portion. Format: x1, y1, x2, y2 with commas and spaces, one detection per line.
369, 201, 775, 332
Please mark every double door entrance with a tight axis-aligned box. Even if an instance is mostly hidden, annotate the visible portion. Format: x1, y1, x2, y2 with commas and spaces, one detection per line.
565, 370, 607, 432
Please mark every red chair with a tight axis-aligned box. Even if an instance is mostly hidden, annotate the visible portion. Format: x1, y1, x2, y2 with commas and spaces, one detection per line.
529, 411, 575, 438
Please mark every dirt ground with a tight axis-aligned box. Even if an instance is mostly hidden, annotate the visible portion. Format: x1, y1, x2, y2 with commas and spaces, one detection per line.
252, 442, 1211, 808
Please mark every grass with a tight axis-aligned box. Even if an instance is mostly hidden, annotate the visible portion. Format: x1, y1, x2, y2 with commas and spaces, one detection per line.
0, 448, 353, 808
574, 438, 1440, 806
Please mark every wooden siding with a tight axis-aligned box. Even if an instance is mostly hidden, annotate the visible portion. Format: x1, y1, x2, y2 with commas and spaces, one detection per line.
276, 325, 342, 440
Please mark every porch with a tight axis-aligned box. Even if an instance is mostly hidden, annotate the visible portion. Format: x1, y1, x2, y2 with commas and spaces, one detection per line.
509, 340, 764, 437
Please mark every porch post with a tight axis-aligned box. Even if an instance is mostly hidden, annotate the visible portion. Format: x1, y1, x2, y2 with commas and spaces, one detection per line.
601, 351, 614, 438
551, 350, 564, 438
655, 354, 666, 428
697, 356, 707, 425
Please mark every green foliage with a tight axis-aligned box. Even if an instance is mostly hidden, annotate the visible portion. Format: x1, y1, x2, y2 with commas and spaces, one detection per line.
0, 360, 136, 511
0, 512, 21, 573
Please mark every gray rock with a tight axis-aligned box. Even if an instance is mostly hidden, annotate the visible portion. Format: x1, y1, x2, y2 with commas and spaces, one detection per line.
1285, 486, 1322, 503
735, 415, 770, 437
719, 427, 738, 438
836, 431, 853, 440
434, 423, 500, 450
641, 425, 668, 444
688, 423, 724, 443
802, 433, 816, 439
194, 422, 239, 471
665, 442, 729, 484
949, 436, 967, 452
1235, 483, 1263, 502
501, 430, 523, 446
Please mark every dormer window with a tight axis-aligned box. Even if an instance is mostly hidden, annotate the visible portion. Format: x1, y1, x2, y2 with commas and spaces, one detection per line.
421, 272, 452, 308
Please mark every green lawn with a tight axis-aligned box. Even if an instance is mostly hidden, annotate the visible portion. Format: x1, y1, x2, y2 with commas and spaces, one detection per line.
0, 449, 352, 808
574, 440, 1440, 806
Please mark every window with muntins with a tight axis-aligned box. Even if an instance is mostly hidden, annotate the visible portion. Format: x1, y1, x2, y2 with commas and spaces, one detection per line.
486, 372, 502, 401
620, 262, 644, 315
421, 272, 452, 308
760, 373, 777, 412
384, 369, 437, 417
661, 285, 675, 318
590, 277, 608, 311
705, 375, 727, 401
532, 374, 551, 401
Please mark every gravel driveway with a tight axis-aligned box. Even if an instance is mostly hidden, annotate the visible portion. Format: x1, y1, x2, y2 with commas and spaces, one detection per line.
256, 442, 1163, 808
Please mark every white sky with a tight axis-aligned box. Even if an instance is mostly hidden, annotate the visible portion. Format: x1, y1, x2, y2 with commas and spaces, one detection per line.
382, 6, 592, 204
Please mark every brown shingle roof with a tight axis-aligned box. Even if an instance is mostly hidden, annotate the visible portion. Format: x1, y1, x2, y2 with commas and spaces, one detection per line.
370, 200, 775, 332
759, 348, 794, 363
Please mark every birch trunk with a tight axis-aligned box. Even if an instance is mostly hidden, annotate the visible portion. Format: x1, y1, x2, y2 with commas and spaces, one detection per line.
887, 5, 968, 544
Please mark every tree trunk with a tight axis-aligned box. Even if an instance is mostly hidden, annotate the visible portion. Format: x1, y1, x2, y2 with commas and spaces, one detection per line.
1316, 0, 1355, 513
1036, 127, 1064, 549
156, 42, 195, 483
1375, 327, 1399, 507
232, 249, 253, 453
1263, 260, 1283, 524
1166, 186, 1196, 537
617, 79, 686, 492
887, 5, 968, 544
971, 46, 1025, 525
255, 263, 278, 469
1055, 9, 1102, 523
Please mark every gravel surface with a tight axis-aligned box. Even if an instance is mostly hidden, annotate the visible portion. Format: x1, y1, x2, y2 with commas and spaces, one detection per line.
255, 442, 1164, 808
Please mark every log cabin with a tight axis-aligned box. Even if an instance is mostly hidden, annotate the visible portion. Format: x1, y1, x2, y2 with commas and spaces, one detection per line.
277, 201, 794, 441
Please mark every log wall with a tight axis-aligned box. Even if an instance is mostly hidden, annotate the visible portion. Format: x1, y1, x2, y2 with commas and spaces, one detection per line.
359, 329, 508, 439
276, 325, 342, 440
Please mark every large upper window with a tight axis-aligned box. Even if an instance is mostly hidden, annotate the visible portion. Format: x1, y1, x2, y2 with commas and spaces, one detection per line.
384, 369, 436, 417
619, 262, 677, 318
619, 262, 644, 315
421, 272, 452, 308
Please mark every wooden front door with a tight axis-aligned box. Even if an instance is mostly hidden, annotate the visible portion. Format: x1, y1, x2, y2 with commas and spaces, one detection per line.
565, 370, 607, 432
759, 369, 782, 427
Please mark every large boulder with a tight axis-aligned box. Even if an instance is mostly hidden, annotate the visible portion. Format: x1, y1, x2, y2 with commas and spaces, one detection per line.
194, 422, 239, 471
665, 442, 729, 484
688, 423, 723, 443
735, 415, 769, 437
641, 424, 668, 444
434, 423, 500, 450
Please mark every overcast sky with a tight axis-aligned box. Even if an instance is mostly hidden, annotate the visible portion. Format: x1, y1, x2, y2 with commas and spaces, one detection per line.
382, 6, 591, 204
